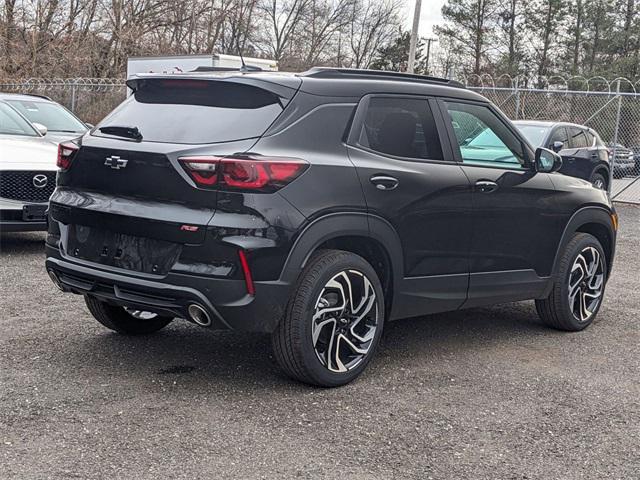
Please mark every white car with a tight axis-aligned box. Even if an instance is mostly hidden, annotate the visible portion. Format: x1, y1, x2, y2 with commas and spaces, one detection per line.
0, 100, 58, 232
1, 92, 89, 144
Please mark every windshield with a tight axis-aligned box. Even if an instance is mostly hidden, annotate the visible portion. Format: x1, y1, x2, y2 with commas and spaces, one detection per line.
6, 99, 87, 133
466, 127, 506, 148
515, 124, 549, 147
0, 102, 39, 136
95, 80, 284, 144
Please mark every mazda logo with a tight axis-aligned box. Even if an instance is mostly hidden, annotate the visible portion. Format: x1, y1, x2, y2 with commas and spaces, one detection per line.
33, 174, 48, 189
104, 156, 129, 170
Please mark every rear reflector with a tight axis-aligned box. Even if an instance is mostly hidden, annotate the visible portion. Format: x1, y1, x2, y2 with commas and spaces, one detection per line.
178, 155, 308, 192
57, 141, 79, 171
237, 249, 255, 296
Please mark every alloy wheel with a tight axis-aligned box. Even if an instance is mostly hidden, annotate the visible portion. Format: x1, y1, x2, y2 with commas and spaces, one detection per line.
568, 246, 605, 322
312, 270, 379, 373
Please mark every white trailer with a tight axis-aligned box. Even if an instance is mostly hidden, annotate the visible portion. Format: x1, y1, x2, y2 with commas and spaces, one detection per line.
126, 54, 278, 79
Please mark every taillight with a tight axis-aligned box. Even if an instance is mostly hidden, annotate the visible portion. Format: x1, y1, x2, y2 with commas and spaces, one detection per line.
178, 155, 308, 192
57, 141, 79, 171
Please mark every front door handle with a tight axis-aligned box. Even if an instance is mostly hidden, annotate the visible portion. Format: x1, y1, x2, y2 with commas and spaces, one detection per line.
475, 180, 499, 193
370, 175, 399, 191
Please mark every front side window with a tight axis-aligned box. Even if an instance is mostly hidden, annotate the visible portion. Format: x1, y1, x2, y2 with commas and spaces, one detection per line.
445, 102, 525, 169
0, 102, 38, 137
355, 96, 443, 160
548, 127, 569, 149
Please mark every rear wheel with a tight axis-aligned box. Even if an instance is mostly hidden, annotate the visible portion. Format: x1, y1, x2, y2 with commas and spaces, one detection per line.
590, 172, 607, 190
536, 233, 607, 331
272, 250, 385, 387
84, 296, 173, 335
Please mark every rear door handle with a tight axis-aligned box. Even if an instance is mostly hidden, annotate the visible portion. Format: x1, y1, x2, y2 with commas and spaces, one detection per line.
475, 180, 498, 193
370, 175, 399, 191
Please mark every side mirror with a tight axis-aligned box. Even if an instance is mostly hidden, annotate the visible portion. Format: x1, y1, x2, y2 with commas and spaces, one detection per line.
552, 141, 564, 153
32, 122, 48, 136
535, 147, 562, 173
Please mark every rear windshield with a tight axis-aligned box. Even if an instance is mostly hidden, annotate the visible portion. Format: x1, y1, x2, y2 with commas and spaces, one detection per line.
95, 80, 283, 144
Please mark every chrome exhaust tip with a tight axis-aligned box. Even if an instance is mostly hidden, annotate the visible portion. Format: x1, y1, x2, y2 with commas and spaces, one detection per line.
47, 269, 65, 292
188, 304, 212, 327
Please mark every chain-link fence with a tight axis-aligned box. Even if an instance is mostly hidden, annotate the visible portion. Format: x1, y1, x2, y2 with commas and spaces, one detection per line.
0, 78, 126, 125
2, 75, 640, 203
464, 77, 640, 204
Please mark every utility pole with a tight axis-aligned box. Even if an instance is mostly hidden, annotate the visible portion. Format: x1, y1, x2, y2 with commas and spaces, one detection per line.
408, 0, 422, 73
424, 37, 437, 75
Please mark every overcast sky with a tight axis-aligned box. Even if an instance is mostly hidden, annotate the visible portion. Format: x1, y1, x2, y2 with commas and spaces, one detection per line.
404, 0, 445, 37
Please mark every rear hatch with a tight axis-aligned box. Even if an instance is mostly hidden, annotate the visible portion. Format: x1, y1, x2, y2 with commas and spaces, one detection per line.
51, 74, 300, 273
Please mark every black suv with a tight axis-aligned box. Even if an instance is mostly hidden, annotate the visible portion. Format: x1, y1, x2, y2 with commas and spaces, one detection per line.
46, 68, 617, 386
514, 121, 613, 189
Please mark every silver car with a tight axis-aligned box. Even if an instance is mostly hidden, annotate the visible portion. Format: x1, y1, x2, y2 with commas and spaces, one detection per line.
0, 93, 89, 144
0, 100, 58, 232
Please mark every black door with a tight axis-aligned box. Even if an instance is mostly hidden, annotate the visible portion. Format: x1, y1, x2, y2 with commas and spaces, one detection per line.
559, 126, 594, 181
346, 95, 472, 318
439, 100, 562, 308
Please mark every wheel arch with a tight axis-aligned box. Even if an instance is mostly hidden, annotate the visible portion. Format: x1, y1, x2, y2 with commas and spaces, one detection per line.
278, 212, 404, 317
589, 163, 610, 186
552, 206, 616, 281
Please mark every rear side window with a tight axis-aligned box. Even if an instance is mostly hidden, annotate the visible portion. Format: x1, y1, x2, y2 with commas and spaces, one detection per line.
354, 96, 444, 160
569, 127, 588, 148
95, 80, 283, 144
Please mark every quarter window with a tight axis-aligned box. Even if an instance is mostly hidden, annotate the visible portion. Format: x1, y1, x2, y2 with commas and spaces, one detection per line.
445, 102, 525, 169
355, 97, 443, 160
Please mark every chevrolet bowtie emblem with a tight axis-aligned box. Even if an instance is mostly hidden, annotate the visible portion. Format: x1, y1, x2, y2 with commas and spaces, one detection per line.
104, 156, 129, 170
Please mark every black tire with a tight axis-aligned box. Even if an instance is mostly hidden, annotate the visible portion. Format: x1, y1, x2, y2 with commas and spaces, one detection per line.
84, 296, 173, 335
590, 172, 608, 190
536, 233, 607, 331
271, 249, 385, 387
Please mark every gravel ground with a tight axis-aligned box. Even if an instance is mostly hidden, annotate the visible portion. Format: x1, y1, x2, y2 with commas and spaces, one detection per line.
1, 205, 638, 480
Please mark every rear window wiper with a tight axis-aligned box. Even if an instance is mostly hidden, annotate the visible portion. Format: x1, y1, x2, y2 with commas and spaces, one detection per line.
98, 125, 143, 141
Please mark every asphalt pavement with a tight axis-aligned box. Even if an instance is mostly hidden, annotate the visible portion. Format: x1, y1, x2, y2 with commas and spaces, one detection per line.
1, 205, 638, 479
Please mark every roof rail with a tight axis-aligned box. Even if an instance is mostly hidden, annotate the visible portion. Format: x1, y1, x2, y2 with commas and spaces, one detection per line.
301, 67, 465, 88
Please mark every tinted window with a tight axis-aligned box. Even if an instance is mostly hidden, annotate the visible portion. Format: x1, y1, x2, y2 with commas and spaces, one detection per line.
95, 80, 283, 144
569, 127, 588, 148
445, 102, 525, 169
356, 97, 443, 160
516, 124, 550, 146
0, 102, 38, 136
7, 100, 87, 133
585, 130, 596, 147
548, 127, 569, 149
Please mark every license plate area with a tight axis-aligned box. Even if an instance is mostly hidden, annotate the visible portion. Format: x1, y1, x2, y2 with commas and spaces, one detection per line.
23, 204, 48, 222
66, 225, 181, 275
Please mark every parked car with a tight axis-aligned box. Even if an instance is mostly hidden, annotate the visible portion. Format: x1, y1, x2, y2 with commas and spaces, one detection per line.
0, 101, 57, 232
514, 120, 614, 189
45, 68, 617, 386
606, 143, 637, 178
0, 93, 89, 144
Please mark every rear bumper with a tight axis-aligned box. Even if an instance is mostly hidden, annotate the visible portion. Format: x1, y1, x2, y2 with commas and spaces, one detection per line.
45, 245, 293, 333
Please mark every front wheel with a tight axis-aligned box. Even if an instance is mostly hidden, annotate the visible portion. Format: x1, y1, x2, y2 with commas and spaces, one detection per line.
272, 250, 385, 387
85, 296, 174, 335
536, 233, 607, 331
590, 172, 608, 190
